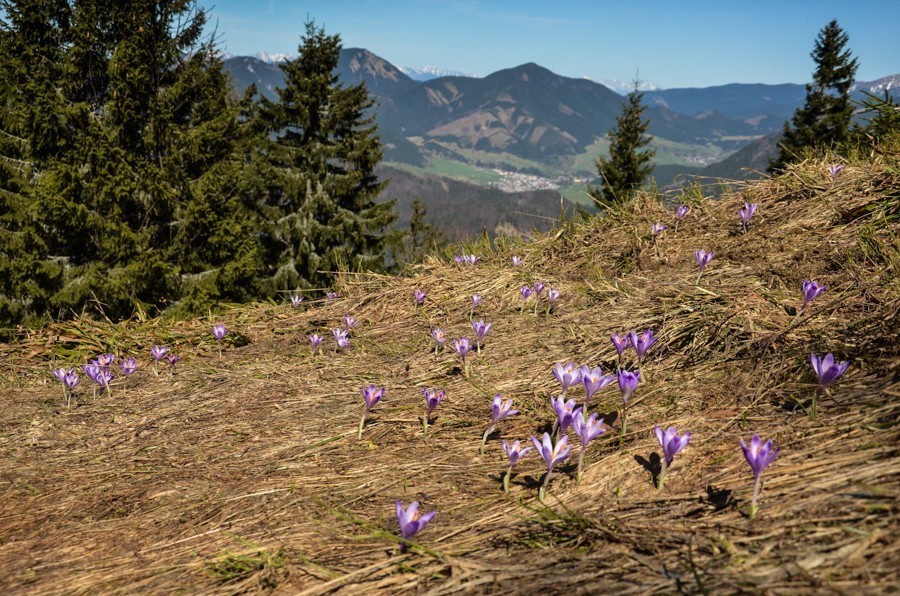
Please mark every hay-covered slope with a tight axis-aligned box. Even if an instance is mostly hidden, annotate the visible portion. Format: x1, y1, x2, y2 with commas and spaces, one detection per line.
1, 158, 898, 594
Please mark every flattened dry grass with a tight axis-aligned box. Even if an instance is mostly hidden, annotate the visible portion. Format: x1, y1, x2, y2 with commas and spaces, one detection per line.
1, 156, 898, 593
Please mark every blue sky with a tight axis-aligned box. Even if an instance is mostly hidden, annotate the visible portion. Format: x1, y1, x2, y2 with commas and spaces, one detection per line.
202, 0, 900, 88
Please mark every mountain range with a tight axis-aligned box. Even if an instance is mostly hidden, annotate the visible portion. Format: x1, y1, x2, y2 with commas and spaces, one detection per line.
221, 49, 897, 237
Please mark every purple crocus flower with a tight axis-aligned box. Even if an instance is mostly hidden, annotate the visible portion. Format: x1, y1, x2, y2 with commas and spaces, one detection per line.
511, 256, 523, 267
212, 324, 227, 357
453, 254, 464, 266
290, 294, 304, 307
452, 337, 472, 373
471, 320, 492, 352
533, 281, 545, 297
52, 367, 69, 383
422, 388, 445, 436
801, 279, 826, 312
809, 352, 849, 419
118, 356, 138, 376
611, 333, 630, 366
572, 408, 606, 481
654, 425, 690, 490
828, 164, 844, 177
676, 205, 689, 220
810, 352, 849, 388
395, 500, 436, 543
617, 370, 640, 443
652, 223, 666, 236
546, 288, 560, 315
551, 362, 583, 395
95, 353, 116, 369
151, 345, 167, 376
695, 249, 714, 283
333, 328, 350, 350
519, 285, 533, 310
343, 316, 357, 330
580, 365, 614, 405
414, 289, 427, 305
501, 439, 533, 492
166, 354, 180, 373
53, 367, 80, 407
358, 384, 385, 438
464, 254, 480, 266
431, 327, 446, 356
326, 292, 338, 301
480, 394, 518, 453
738, 202, 758, 231
309, 334, 324, 353
629, 329, 658, 364
551, 395, 578, 435
740, 434, 778, 520
531, 432, 572, 501
471, 293, 483, 313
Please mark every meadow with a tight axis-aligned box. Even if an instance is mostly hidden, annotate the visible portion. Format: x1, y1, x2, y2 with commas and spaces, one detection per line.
0, 156, 897, 593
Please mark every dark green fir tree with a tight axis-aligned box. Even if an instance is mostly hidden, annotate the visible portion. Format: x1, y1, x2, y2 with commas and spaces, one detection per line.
770, 20, 858, 171
590, 81, 655, 208
253, 20, 395, 295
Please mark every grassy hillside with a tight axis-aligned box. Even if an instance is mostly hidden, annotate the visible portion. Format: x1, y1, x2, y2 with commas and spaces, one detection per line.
1, 154, 898, 592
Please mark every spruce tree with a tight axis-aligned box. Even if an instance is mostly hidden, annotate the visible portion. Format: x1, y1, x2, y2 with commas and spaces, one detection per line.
0, 0, 253, 327
771, 20, 858, 171
590, 82, 655, 208
253, 21, 394, 294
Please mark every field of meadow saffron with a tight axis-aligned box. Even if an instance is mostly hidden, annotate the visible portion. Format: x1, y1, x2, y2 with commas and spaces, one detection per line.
1, 157, 898, 593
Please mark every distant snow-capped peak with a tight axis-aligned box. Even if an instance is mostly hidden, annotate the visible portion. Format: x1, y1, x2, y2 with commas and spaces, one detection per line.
255, 51, 293, 64
850, 75, 900, 94
399, 65, 472, 81
591, 77, 662, 95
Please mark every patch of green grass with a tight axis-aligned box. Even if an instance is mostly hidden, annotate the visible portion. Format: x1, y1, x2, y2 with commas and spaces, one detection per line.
206, 536, 284, 588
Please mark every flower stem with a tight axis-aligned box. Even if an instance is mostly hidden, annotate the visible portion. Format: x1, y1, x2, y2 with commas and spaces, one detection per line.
750, 474, 761, 521
423, 415, 429, 437
811, 386, 822, 420
696, 271, 703, 285
539, 469, 553, 502
358, 412, 366, 439
577, 448, 585, 483
619, 406, 627, 446
479, 425, 494, 454
503, 466, 512, 492
658, 459, 668, 491
217, 340, 222, 358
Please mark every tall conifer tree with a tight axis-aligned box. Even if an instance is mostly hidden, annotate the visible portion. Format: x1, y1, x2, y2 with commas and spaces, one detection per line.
771, 20, 858, 171
590, 82, 655, 208
254, 21, 394, 294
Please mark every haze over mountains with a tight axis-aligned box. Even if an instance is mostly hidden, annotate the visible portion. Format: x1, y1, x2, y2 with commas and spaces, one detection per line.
222, 48, 897, 238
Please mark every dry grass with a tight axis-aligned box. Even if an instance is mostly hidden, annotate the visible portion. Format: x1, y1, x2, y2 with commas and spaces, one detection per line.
1, 156, 898, 594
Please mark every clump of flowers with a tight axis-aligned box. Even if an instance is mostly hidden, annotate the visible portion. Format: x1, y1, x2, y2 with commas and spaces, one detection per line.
801, 279, 826, 313
395, 500, 436, 550
480, 394, 518, 454
616, 370, 640, 444
212, 324, 227, 358
83, 363, 114, 398
151, 345, 167, 376
572, 409, 606, 482
501, 439, 532, 492
422, 388, 445, 436
654, 425, 690, 490
414, 289, 427, 306
358, 384, 384, 439
471, 320, 492, 353
809, 352, 849, 419
531, 432, 571, 502
309, 334, 324, 354
740, 434, 778, 520
738, 202, 758, 232
695, 249, 714, 284
53, 367, 80, 408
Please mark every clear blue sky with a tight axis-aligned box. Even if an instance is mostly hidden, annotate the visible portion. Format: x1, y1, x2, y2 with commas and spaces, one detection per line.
202, 0, 900, 88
